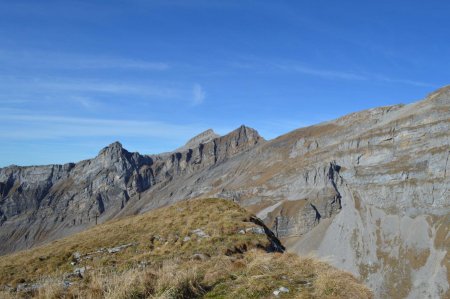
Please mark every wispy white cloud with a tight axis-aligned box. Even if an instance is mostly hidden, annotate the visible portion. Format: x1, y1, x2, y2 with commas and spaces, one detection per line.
73, 58, 169, 71
0, 113, 205, 140
0, 49, 169, 71
34, 79, 180, 98
232, 58, 436, 87
0, 98, 30, 104
192, 83, 206, 105
0, 76, 193, 106
274, 63, 366, 81
69, 96, 99, 110
370, 75, 436, 88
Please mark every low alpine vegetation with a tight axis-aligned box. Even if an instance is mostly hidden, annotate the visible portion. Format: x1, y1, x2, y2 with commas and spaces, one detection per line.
0, 198, 372, 298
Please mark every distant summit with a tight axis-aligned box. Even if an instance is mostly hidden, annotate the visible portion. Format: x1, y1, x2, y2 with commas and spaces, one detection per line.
176, 128, 219, 152
98, 141, 125, 156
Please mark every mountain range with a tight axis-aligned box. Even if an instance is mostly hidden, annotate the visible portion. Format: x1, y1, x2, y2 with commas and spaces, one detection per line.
1, 86, 449, 298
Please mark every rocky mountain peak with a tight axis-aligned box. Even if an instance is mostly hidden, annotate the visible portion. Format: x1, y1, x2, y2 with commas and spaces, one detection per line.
97, 141, 129, 159
177, 129, 220, 152
188, 129, 219, 144
239, 124, 260, 135
227, 125, 264, 144
100, 141, 123, 153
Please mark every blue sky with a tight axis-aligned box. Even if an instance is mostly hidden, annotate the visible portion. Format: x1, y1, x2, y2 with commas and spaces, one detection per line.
1, 0, 449, 166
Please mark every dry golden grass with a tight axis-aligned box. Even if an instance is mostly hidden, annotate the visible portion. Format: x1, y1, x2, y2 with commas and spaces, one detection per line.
0, 198, 272, 285
0, 198, 372, 298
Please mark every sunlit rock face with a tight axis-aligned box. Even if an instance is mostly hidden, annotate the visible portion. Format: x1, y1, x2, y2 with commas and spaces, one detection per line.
1, 86, 449, 298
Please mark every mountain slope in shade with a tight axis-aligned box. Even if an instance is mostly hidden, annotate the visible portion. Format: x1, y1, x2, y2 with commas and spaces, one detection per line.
1, 86, 449, 298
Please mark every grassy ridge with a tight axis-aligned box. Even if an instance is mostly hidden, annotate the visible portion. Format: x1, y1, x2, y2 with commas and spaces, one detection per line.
0, 199, 372, 298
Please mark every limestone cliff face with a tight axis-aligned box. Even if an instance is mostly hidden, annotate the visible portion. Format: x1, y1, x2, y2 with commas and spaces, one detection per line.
0, 87, 449, 298
0, 125, 263, 254
230, 87, 448, 299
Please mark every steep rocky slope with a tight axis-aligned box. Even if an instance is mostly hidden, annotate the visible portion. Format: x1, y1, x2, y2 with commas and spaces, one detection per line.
1, 86, 449, 298
0, 198, 371, 299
